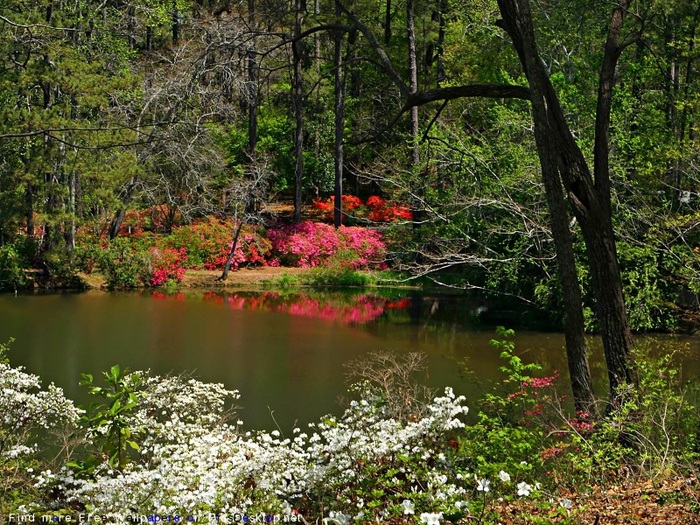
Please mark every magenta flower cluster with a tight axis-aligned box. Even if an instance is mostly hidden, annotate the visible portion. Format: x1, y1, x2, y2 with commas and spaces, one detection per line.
268, 221, 387, 269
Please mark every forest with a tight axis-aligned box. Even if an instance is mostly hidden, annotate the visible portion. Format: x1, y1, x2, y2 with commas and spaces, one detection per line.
1, 0, 699, 327
1, 1, 700, 522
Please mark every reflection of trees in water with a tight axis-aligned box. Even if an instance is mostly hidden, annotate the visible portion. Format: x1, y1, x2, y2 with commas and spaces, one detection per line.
195, 291, 414, 324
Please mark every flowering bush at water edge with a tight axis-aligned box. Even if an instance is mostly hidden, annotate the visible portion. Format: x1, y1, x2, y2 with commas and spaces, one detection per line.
6, 364, 476, 523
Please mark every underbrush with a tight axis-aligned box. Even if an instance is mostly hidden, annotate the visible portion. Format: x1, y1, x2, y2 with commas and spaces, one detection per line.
458, 329, 700, 492
70, 220, 388, 290
1, 333, 698, 524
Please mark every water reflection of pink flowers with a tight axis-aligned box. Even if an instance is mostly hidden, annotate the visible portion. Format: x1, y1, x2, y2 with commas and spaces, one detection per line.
200, 292, 410, 324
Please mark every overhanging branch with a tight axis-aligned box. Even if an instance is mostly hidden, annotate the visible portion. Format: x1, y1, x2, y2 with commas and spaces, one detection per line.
404, 84, 531, 109
349, 83, 531, 145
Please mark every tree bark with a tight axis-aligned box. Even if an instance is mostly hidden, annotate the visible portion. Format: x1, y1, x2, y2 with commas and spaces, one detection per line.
407, 0, 419, 169
333, 6, 347, 228
293, 0, 304, 224
25, 184, 35, 237
172, 0, 180, 45
497, 0, 635, 405
220, 220, 244, 281
384, 0, 392, 44
245, 0, 259, 213
406, 0, 422, 227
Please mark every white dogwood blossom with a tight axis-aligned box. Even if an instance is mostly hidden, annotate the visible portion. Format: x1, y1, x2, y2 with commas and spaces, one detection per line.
0, 362, 83, 464
18, 368, 471, 523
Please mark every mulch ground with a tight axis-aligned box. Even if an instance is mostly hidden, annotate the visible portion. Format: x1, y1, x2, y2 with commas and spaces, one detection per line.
491, 476, 700, 524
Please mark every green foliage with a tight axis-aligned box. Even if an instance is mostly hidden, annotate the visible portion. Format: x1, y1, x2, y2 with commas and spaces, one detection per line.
543, 342, 700, 486
462, 329, 700, 491
458, 328, 548, 481
616, 241, 678, 331
73, 366, 143, 474
0, 242, 29, 291
265, 272, 301, 288
0, 338, 11, 364
94, 237, 153, 289
41, 247, 85, 290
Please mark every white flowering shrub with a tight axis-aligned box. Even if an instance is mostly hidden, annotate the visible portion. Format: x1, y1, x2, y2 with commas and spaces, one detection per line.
302, 384, 471, 521
24, 370, 472, 524
0, 337, 561, 524
0, 346, 83, 465
0, 340, 83, 518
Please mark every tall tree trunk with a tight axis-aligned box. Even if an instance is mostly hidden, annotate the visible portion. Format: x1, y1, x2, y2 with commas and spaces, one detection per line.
497, 0, 635, 406
247, 26, 258, 156
292, 0, 305, 223
172, 0, 180, 45
590, 0, 636, 400
25, 184, 35, 238
407, 0, 421, 227
672, 4, 700, 204
333, 8, 347, 228
245, 0, 259, 213
127, 6, 136, 49
407, 0, 419, 168
384, 0, 392, 44
66, 169, 77, 250
436, 0, 446, 84
541, 150, 598, 416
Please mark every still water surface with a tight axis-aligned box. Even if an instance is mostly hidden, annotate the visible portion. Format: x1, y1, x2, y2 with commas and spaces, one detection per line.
0, 290, 697, 431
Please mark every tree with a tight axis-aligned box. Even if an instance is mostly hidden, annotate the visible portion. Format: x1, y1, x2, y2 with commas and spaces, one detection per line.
332, 3, 348, 227
107, 7, 246, 238
292, 0, 306, 223
219, 160, 272, 280
339, 0, 642, 410
495, 0, 636, 405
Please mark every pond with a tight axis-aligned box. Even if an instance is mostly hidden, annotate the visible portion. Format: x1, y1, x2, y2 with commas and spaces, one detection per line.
1, 289, 698, 431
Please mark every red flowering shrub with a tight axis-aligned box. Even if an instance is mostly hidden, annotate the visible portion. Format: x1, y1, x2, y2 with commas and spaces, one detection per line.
312, 198, 334, 213
116, 210, 147, 237
342, 194, 363, 210
313, 194, 411, 223
313, 195, 364, 223
365, 195, 385, 209
366, 195, 412, 222
149, 247, 188, 286
268, 221, 386, 269
164, 218, 271, 271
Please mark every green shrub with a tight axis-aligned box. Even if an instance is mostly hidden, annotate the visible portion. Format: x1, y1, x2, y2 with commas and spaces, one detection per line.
458, 328, 549, 482
41, 247, 85, 289
458, 329, 700, 492
95, 237, 152, 289
548, 341, 700, 484
0, 242, 29, 291
72, 365, 143, 474
266, 272, 301, 288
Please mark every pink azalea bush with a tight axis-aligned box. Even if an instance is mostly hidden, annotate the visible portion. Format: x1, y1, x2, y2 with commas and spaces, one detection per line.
268, 221, 386, 269
80, 212, 388, 282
